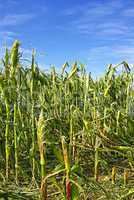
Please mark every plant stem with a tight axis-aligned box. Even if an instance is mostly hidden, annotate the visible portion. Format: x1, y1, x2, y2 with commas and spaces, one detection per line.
61, 136, 71, 200
14, 102, 18, 184
5, 100, 10, 180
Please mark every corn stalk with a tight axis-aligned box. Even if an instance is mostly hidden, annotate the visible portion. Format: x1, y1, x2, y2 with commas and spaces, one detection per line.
37, 109, 47, 200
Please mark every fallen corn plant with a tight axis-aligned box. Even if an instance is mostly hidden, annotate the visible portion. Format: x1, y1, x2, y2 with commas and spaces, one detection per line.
0, 41, 133, 199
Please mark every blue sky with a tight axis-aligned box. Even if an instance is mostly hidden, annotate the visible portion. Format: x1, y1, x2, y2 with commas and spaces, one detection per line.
0, 0, 134, 77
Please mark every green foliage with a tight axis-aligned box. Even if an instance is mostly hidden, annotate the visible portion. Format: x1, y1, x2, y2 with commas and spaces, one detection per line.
0, 41, 134, 199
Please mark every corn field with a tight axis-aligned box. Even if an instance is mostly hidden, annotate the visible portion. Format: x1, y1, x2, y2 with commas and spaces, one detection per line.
0, 41, 134, 199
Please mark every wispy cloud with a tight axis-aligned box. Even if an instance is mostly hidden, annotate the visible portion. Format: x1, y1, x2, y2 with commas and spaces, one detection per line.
57, 0, 134, 76
59, 0, 134, 38
0, 31, 17, 36
6, 0, 19, 6
61, 0, 123, 17
98, 28, 127, 36
116, 46, 134, 59
85, 44, 134, 77
0, 31, 18, 41
122, 8, 134, 17
61, 4, 84, 16
40, 5, 48, 13
0, 13, 36, 26
20, 47, 32, 57
88, 45, 134, 66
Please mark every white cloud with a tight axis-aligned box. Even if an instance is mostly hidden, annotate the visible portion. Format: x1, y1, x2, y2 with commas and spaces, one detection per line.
6, 0, 19, 6
61, 0, 123, 18
115, 46, 134, 61
41, 6, 48, 13
59, 0, 134, 38
122, 8, 134, 16
88, 45, 134, 65
61, 0, 123, 17
0, 31, 17, 37
98, 28, 127, 36
60, 4, 86, 16
0, 31, 18, 42
85, 44, 134, 77
21, 49, 32, 59
0, 14, 36, 26
97, 22, 126, 29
